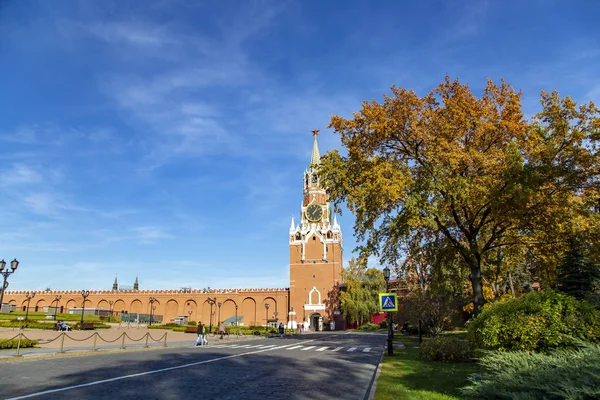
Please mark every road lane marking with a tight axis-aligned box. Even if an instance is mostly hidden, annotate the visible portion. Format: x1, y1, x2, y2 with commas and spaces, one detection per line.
363, 348, 371, 352
331, 347, 343, 352
347, 347, 357, 352
6, 340, 315, 400
316, 347, 328, 352
301, 346, 316, 351
270, 345, 294, 350
286, 345, 303, 350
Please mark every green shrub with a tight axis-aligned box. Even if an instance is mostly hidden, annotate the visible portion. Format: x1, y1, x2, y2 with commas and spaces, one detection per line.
0, 338, 38, 349
379, 320, 387, 329
419, 336, 473, 362
467, 290, 600, 352
0, 321, 57, 330
357, 322, 379, 331
252, 330, 262, 335
187, 321, 197, 326
462, 343, 600, 399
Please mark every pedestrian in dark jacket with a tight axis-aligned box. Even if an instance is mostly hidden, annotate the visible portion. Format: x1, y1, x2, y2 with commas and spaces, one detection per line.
196, 322, 204, 346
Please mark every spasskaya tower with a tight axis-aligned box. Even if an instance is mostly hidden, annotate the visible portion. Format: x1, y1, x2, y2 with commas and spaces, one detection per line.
289, 129, 343, 331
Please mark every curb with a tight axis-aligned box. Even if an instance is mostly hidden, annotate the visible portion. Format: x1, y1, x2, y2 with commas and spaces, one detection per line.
365, 346, 385, 400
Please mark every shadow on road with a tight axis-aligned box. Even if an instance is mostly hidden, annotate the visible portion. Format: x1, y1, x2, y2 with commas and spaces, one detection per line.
1, 339, 380, 400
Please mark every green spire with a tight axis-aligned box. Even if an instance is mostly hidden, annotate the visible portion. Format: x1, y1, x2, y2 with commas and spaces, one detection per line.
310, 129, 321, 166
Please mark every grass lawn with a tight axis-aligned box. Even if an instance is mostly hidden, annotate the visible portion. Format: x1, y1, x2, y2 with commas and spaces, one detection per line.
375, 336, 478, 400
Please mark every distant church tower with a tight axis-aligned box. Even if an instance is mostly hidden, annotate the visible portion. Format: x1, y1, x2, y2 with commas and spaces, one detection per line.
289, 130, 343, 331
133, 276, 139, 291
112, 276, 118, 291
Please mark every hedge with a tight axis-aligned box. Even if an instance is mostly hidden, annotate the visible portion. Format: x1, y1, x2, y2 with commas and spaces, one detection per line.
467, 290, 600, 352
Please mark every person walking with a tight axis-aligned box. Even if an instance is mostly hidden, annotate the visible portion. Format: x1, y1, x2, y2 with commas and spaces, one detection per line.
196, 322, 204, 346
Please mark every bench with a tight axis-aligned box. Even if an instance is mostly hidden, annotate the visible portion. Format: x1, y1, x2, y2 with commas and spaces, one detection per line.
80, 322, 95, 330
185, 326, 198, 334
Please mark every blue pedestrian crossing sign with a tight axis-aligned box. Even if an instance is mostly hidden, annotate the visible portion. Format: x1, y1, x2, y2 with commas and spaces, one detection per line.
379, 293, 398, 312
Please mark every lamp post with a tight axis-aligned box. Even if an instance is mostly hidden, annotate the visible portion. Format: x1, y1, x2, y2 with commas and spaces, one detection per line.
24, 291, 35, 320
53, 295, 62, 320
80, 290, 90, 329
149, 297, 156, 326
265, 303, 270, 330
383, 266, 393, 356
235, 305, 238, 327
206, 297, 216, 333
108, 300, 114, 323
217, 302, 222, 328
0, 259, 19, 309
188, 309, 192, 323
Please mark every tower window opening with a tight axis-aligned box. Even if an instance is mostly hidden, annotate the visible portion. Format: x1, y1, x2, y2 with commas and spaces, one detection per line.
313, 236, 316, 241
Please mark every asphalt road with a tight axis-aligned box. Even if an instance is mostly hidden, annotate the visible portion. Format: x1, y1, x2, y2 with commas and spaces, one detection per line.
0, 332, 386, 400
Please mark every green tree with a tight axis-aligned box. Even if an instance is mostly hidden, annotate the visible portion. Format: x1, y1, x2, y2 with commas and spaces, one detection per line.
339, 258, 385, 324
321, 76, 600, 315
557, 238, 600, 301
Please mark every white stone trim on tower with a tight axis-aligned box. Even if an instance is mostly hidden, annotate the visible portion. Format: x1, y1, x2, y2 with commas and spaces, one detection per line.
304, 286, 326, 311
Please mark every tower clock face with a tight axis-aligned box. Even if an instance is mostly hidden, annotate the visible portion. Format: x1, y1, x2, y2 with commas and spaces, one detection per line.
306, 204, 323, 222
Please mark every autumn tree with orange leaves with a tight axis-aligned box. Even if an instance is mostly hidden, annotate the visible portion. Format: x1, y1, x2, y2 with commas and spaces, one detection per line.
320, 76, 600, 316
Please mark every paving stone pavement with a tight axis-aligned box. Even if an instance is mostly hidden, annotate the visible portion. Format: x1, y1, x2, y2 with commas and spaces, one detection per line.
0, 332, 386, 400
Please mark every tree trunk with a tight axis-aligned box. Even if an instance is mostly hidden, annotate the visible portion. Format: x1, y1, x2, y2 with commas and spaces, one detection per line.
469, 259, 485, 316
508, 272, 516, 298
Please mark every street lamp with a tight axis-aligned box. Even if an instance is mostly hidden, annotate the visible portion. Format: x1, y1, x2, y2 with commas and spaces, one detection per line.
383, 266, 393, 356
108, 300, 114, 323
0, 259, 19, 309
206, 297, 216, 333
149, 297, 156, 326
265, 303, 270, 330
235, 305, 238, 327
24, 291, 35, 320
217, 302, 222, 329
53, 295, 62, 320
80, 290, 90, 329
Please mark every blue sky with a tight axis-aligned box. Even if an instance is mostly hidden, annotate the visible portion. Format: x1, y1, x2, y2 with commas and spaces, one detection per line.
0, 0, 598, 291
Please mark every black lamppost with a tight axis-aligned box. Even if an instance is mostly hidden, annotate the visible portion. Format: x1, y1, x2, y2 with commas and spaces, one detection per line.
383, 266, 393, 356
24, 291, 35, 320
0, 259, 19, 309
80, 290, 90, 329
53, 295, 62, 320
188, 310, 192, 323
149, 297, 156, 326
235, 305, 238, 327
108, 300, 114, 323
265, 303, 270, 330
217, 302, 222, 329
206, 297, 216, 333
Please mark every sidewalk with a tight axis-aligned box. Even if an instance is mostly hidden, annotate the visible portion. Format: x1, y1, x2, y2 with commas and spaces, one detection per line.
0, 325, 261, 359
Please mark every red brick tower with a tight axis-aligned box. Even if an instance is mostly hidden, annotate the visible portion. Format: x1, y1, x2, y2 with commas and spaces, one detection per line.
289, 130, 343, 331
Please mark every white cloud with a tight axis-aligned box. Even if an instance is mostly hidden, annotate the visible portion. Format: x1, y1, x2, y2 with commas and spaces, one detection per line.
0, 164, 43, 186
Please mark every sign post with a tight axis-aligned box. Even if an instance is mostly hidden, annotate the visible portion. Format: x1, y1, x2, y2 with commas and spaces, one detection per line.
379, 293, 397, 355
